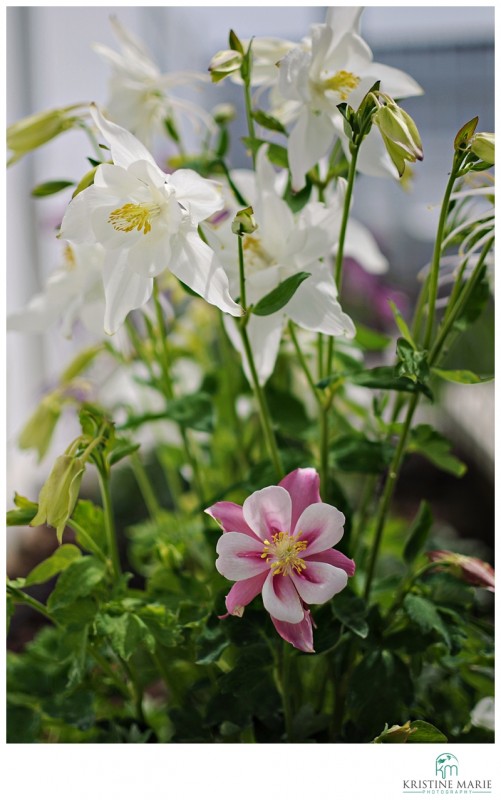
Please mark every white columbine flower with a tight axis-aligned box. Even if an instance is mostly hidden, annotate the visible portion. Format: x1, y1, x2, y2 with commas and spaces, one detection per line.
8, 243, 107, 338
59, 106, 242, 335
277, 10, 423, 189
94, 17, 215, 148
205, 148, 355, 385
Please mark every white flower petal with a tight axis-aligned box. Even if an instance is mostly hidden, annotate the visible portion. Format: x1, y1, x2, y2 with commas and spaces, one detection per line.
169, 169, 224, 224
262, 572, 305, 623
288, 109, 334, 191
102, 253, 153, 334
344, 218, 388, 274
242, 485, 292, 541
293, 502, 345, 554
223, 312, 284, 386
216, 532, 267, 580
291, 561, 348, 604
90, 104, 161, 172
169, 230, 242, 317
286, 271, 356, 338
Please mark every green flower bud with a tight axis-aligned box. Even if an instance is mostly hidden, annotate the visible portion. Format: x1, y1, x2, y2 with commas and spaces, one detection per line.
232, 206, 258, 236
209, 49, 243, 83
471, 132, 495, 165
30, 454, 85, 543
374, 102, 423, 177
18, 392, 62, 462
7, 106, 80, 165
212, 103, 237, 125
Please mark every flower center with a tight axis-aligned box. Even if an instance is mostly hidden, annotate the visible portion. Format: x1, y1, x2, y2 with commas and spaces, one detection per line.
322, 70, 360, 101
261, 531, 308, 577
108, 202, 161, 235
242, 235, 274, 273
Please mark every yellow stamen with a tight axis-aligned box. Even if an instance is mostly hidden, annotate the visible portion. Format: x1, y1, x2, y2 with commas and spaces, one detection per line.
261, 531, 308, 577
63, 244, 76, 269
108, 202, 159, 235
323, 70, 360, 101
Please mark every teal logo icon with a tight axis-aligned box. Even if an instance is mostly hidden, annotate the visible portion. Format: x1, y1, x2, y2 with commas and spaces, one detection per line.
436, 754, 459, 779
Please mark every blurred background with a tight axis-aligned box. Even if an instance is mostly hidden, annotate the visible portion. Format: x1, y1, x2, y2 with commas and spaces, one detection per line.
6, 6, 495, 564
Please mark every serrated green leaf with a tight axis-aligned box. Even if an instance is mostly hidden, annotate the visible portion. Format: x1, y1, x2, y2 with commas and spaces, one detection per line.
252, 272, 310, 316
331, 594, 368, 638
404, 594, 451, 647
432, 367, 493, 384
96, 613, 156, 661
374, 719, 447, 743
31, 179, 75, 197
24, 544, 82, 587
326, 366, 433, 399
331, 433, 394, 474
47, 556, 107, 612
403, 501, 433, 565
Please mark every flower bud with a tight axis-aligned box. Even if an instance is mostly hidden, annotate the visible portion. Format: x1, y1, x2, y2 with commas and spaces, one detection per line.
212, 103, 237, 125
231, 206, 258, 236
30, 454, 86, 543
19, 393, 62, 462
7, 107, 79, 165
427, 550, 494, 592
471, 132, 495, 165
374, 102, 423, 177
209, 49, 243, 83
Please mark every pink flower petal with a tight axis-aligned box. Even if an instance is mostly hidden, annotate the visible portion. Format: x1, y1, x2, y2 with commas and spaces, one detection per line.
242, 485, 292, 541
271, 607, 315, 653
293, 502, 345, 555
205, 501, 260, 540
262, 572, 304, 623
312, 548, 356, 576
216, 532, 267, 580
225, 572, 267, 616
290, 561, 348, 605
279, 468, 321, 531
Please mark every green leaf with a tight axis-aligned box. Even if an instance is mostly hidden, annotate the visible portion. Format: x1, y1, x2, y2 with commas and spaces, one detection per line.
331, 594, 368, 638
251, 109, 287, 135
47, 556, 107, 612
72, 166, 98, 197
403, 501, 433, 565
389, 300, 415, 346
395, 338, 429, 384
374, 719, 447, 743
341, 366, 432, 399
108, 438, 140, 467
228, 29, 244, 55
96, 613, 156, 661
24, 544, 82, 587
252, 272, 311, 316
165, 391, 214, 432
266, 142, 289, 168
454, 116, 478, 151
404, 594, 451, 647
354, 324, 391, 351
453, 264, 490, 331
31, 179, 75, 197
70, 499, 107, 558
432, 367, 493, 384
331, 433, 394, 474
195, 623, 230, 665
7, 494, 38, 526
409, 424, 467, 477
266, 387, 311, 435
59, 345, 103, 383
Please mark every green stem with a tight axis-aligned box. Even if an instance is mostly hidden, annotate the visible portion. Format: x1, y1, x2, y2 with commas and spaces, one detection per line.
364, 394, 418, 601
429, 236, 494, 364
288, 321, 321, 404
422, 158, 461, 350
8, 587, 58, 624
280, 642, 294, 742
130, 452, 162, 520
237, 236, 247, 311
242, 71, 257, 169
96, 467, 121, 579
240, 324, 283, 479
335, 143, 360, 293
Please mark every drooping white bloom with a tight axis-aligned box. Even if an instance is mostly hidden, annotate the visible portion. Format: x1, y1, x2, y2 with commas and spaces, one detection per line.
94, 17, 215, 148
59, 106, 242, 334
8, 243, 107, 338
205, 148, 355, 385
276, 12, 423, 189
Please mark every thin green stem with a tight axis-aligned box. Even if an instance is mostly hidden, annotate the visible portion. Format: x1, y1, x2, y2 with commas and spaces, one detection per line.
8, 586, 58, 624
240, 325, 283, 479
422, 159, 460, 350
288, 321, 321, 404
237, 236, 247, 310
243, 74, 257, 169
335, 144, 360, 292
364, 394, 418, 601
130, 452, 162, 520
96, 468, 121, 579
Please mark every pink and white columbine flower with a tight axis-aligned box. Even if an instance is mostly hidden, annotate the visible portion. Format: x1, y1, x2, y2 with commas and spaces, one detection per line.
206, 467, 355, 652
